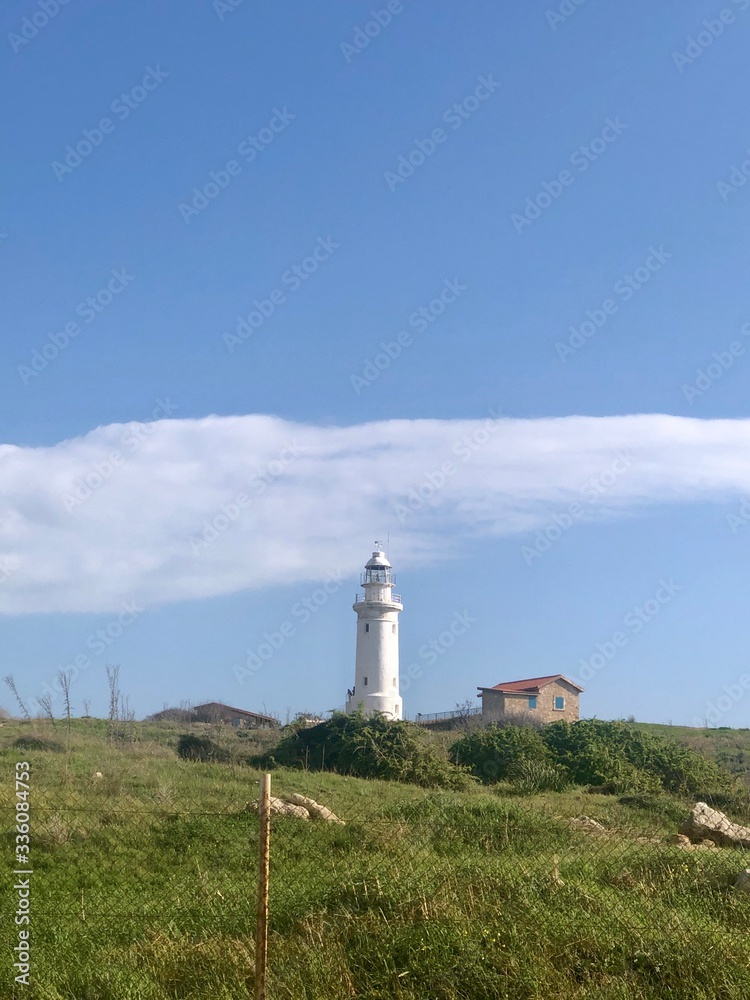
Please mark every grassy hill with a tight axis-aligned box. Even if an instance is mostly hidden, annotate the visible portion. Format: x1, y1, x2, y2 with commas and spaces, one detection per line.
1, 717, 750, 999
635, 722, 750, 783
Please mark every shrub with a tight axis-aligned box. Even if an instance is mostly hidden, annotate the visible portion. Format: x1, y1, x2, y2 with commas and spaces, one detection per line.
617, 793, 687, 826
450, 719, 738, 797
506, 757, 570, 794
449, 722, 549, 784
257, 712, 471, 790
542, 720, 736, 797
12, 736, 64, 753
176, 734, 230, 763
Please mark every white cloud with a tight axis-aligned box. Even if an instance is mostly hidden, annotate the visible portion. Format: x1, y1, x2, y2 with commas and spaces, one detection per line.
1, 411, 749, 614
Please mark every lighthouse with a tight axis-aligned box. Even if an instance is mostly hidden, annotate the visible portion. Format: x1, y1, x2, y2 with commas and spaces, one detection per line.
345, 544, 403, 720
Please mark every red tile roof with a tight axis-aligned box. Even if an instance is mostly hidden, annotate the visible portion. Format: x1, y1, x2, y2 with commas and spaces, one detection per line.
477, 674, 584, 695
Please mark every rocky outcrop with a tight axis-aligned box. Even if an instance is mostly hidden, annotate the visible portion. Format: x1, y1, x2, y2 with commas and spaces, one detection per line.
679, 802, 750, 848
669, 834, 692, 847
269, 797, 310, 820
284, 793, 345, 824
246, 793, 345, 824
571, 816, 606, 833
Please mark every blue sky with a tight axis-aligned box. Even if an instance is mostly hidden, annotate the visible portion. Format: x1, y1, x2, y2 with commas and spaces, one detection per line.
3, 0, 750, 727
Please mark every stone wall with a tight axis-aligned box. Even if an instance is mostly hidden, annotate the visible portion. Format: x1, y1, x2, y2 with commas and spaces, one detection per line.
481, 678, 580, 724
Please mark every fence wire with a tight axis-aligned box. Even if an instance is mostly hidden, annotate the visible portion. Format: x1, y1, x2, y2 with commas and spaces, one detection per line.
3, 742, 750, 999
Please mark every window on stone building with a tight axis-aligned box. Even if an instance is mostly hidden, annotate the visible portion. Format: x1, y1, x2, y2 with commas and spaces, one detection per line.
528, 696, 537, 709
555, 696, 565, 710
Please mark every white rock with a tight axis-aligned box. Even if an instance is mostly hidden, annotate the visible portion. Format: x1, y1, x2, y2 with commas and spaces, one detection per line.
269, 797, 310, 820
571, 816, 606, 833
680, 802, 750, 848
284, 793, 345, 824
247, 793, 345, 823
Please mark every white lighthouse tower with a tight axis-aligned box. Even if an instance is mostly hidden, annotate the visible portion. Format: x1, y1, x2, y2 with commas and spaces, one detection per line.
345, 544, 403, 720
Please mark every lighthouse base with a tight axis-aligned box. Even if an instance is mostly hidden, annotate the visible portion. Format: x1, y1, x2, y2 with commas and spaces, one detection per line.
345, 692, 402, 720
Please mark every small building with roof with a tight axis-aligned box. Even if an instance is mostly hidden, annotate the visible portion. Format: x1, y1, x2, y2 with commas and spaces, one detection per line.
477, 674, 583, 724
192, 702, 279, 728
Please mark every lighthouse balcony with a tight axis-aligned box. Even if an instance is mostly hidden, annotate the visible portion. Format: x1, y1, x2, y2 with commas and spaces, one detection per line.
354, 592, 402, 606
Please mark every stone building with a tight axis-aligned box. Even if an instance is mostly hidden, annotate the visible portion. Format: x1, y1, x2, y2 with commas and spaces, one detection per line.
477, 674, 583, 724
149, 702, 279, 727
192, 702, 279, 728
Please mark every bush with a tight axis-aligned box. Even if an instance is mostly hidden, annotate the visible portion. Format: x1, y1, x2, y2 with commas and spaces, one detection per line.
542, 720, 736, 797
176, 734, 230, 763
506, 757, 570, 794
12, 736, 64, 753
257, 712, 471, 790
449, 722, 549, 784
617, 793, 688, 826
448, 718, 738, 798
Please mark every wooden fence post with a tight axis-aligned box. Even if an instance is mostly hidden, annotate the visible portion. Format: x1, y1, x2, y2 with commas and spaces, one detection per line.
255, 772, 271, 1000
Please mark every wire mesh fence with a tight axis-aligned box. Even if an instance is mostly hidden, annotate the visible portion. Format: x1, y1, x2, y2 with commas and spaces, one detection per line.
3, 729, 750, 999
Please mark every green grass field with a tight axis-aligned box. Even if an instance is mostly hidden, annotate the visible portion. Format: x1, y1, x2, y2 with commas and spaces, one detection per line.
635, 722, 750, 781
2, 718, 750, 999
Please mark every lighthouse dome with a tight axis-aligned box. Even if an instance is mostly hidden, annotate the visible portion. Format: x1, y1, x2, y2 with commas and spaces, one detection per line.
365, 549, 391, 569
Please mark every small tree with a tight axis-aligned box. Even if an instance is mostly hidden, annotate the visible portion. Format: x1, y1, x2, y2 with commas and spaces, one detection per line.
57, 670, 72, 734
3, 675, 30, 721
37, 693, 56, 727
105, 664, 121, 742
